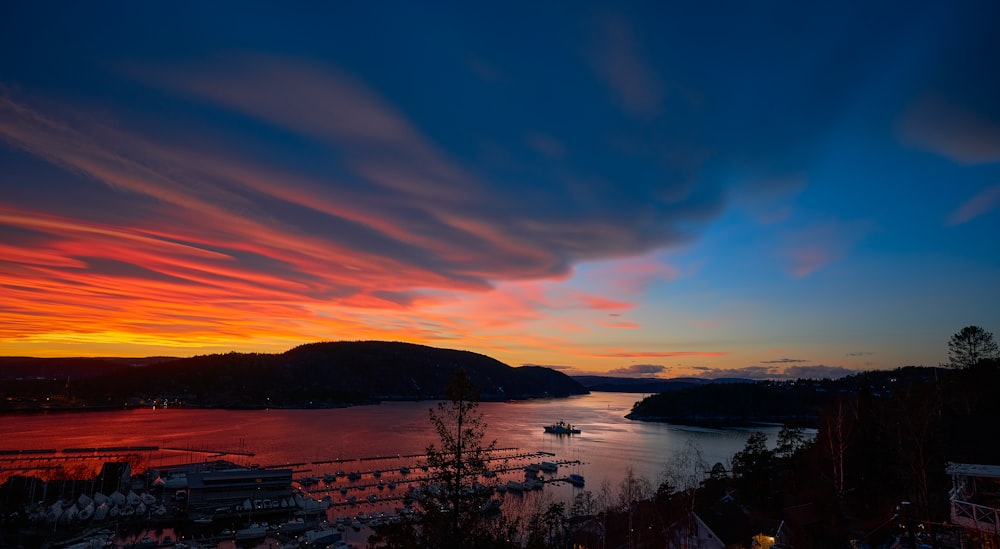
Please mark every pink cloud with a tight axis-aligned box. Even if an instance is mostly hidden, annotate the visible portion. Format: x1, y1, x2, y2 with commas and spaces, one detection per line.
590, 15, 664, 119
781, 218, 873, 277
587, 350, 727, 358
583, 255, 680, 294
898, 96, 1000, 164
948, 183, 1000, 225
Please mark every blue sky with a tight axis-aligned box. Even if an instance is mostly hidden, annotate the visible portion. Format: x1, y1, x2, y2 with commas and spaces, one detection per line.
1, 2, 998, 378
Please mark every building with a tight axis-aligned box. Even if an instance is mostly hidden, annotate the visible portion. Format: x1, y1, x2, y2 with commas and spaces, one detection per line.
946, 414, 1000, 548
186, 468, 293, 511
97, 461, 131, 495
947, 462, 1000, 545
692, 496, 788, 549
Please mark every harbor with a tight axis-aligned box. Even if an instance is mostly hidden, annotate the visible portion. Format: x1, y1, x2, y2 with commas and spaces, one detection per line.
0, 393, 767, 548
0, 443, 587, 548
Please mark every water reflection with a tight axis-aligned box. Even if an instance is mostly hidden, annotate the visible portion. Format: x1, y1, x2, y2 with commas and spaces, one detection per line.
1, 393, 785, 491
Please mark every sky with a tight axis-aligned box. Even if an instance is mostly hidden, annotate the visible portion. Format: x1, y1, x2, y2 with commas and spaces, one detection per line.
2, 2, 999, 379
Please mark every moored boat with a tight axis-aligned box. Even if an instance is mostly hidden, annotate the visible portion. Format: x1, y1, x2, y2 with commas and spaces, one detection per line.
543, 421, 581, 434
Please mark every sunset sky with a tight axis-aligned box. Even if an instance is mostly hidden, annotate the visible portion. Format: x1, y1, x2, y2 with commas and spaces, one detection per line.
2, 3, 999, 378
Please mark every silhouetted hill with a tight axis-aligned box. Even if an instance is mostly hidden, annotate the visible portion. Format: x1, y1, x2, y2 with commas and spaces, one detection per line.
0, 357, 173, 381
0, 341, 587, 412
572, 375, 702, 393
626, 365, 950, 426
573, 375, 755, 393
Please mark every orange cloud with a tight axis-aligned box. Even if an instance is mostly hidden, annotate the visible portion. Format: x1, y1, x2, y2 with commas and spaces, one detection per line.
585, 350, 727, 358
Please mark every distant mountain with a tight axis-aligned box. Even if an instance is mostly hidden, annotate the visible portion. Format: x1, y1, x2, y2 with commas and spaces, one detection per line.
0, 341, 587, 412
572, 375, 754, 393
0, 357, 174, 381
625, 365, 951, 426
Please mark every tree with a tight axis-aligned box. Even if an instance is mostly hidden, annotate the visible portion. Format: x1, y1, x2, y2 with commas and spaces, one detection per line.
731, 432, 775, 505
948, 325, 998, 369
775, 425, 808, 460
372, 369, 509, 549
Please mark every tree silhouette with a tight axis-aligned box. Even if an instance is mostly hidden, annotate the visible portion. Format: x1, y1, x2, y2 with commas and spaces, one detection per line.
372, 369, 510, 548
948, 325, 998, 369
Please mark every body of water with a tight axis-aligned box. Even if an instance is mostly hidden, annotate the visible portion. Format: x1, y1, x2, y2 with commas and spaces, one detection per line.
1, 392, 785, 547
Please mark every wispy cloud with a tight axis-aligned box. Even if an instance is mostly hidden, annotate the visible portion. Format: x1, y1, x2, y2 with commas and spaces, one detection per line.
948, 184, 1000, 225
691, 364, 855, 380
760, 358, 809, 364
589, 14, 663, 119
898, 96, 1000, 165
781, 218, 873, 277
588, 350, 727, 359
607, 363, 666, 376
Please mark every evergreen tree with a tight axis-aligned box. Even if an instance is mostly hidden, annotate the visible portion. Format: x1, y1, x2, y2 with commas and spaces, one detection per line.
948, 325, 998, 369
372, 369, 511, 548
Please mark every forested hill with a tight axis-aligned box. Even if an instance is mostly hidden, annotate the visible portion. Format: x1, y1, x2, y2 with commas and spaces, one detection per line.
626, 365, 951, 426
0, 341, 587, 412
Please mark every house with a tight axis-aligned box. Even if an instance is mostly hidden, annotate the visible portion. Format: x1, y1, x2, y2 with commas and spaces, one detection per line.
946, 414, 1000, 546
692, 496, 789, 548
947, 463, 1000, 540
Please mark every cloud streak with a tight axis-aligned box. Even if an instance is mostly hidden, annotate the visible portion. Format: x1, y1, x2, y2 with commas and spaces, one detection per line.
607, 364, 666, 376
949, 184, 1000, 225
690, 364, 855, 380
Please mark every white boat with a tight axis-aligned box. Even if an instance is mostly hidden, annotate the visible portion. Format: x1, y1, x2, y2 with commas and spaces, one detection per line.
62, 503, 79, 524
543, 420, 581, 434
505, 480, 525, 492
235, 524, 267, 540
78, 502, 95, 521
78, 494, 94, 508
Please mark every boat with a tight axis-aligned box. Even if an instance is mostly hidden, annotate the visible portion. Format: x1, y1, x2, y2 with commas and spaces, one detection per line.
505, 480, 525, 492
235, 524, 267, 541
539, 461, 558, 473
301, 526, 341, 546
544, 421, 581, 434
568, 473, 585, 487
278, 517, 316, 534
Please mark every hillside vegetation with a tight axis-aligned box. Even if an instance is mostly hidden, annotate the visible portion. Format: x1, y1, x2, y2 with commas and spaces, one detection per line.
0, 341, 587, 412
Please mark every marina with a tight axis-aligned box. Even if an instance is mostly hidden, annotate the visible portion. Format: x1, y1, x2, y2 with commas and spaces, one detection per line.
0, 393, 781, 548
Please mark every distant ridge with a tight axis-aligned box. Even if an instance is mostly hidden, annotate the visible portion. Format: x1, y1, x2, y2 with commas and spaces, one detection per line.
573, 375, 753, 393
0, 341, 587, 412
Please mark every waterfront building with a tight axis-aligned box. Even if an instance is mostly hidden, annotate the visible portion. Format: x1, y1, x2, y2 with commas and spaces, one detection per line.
97, 461, 131, 495
185, 468, 293, 511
